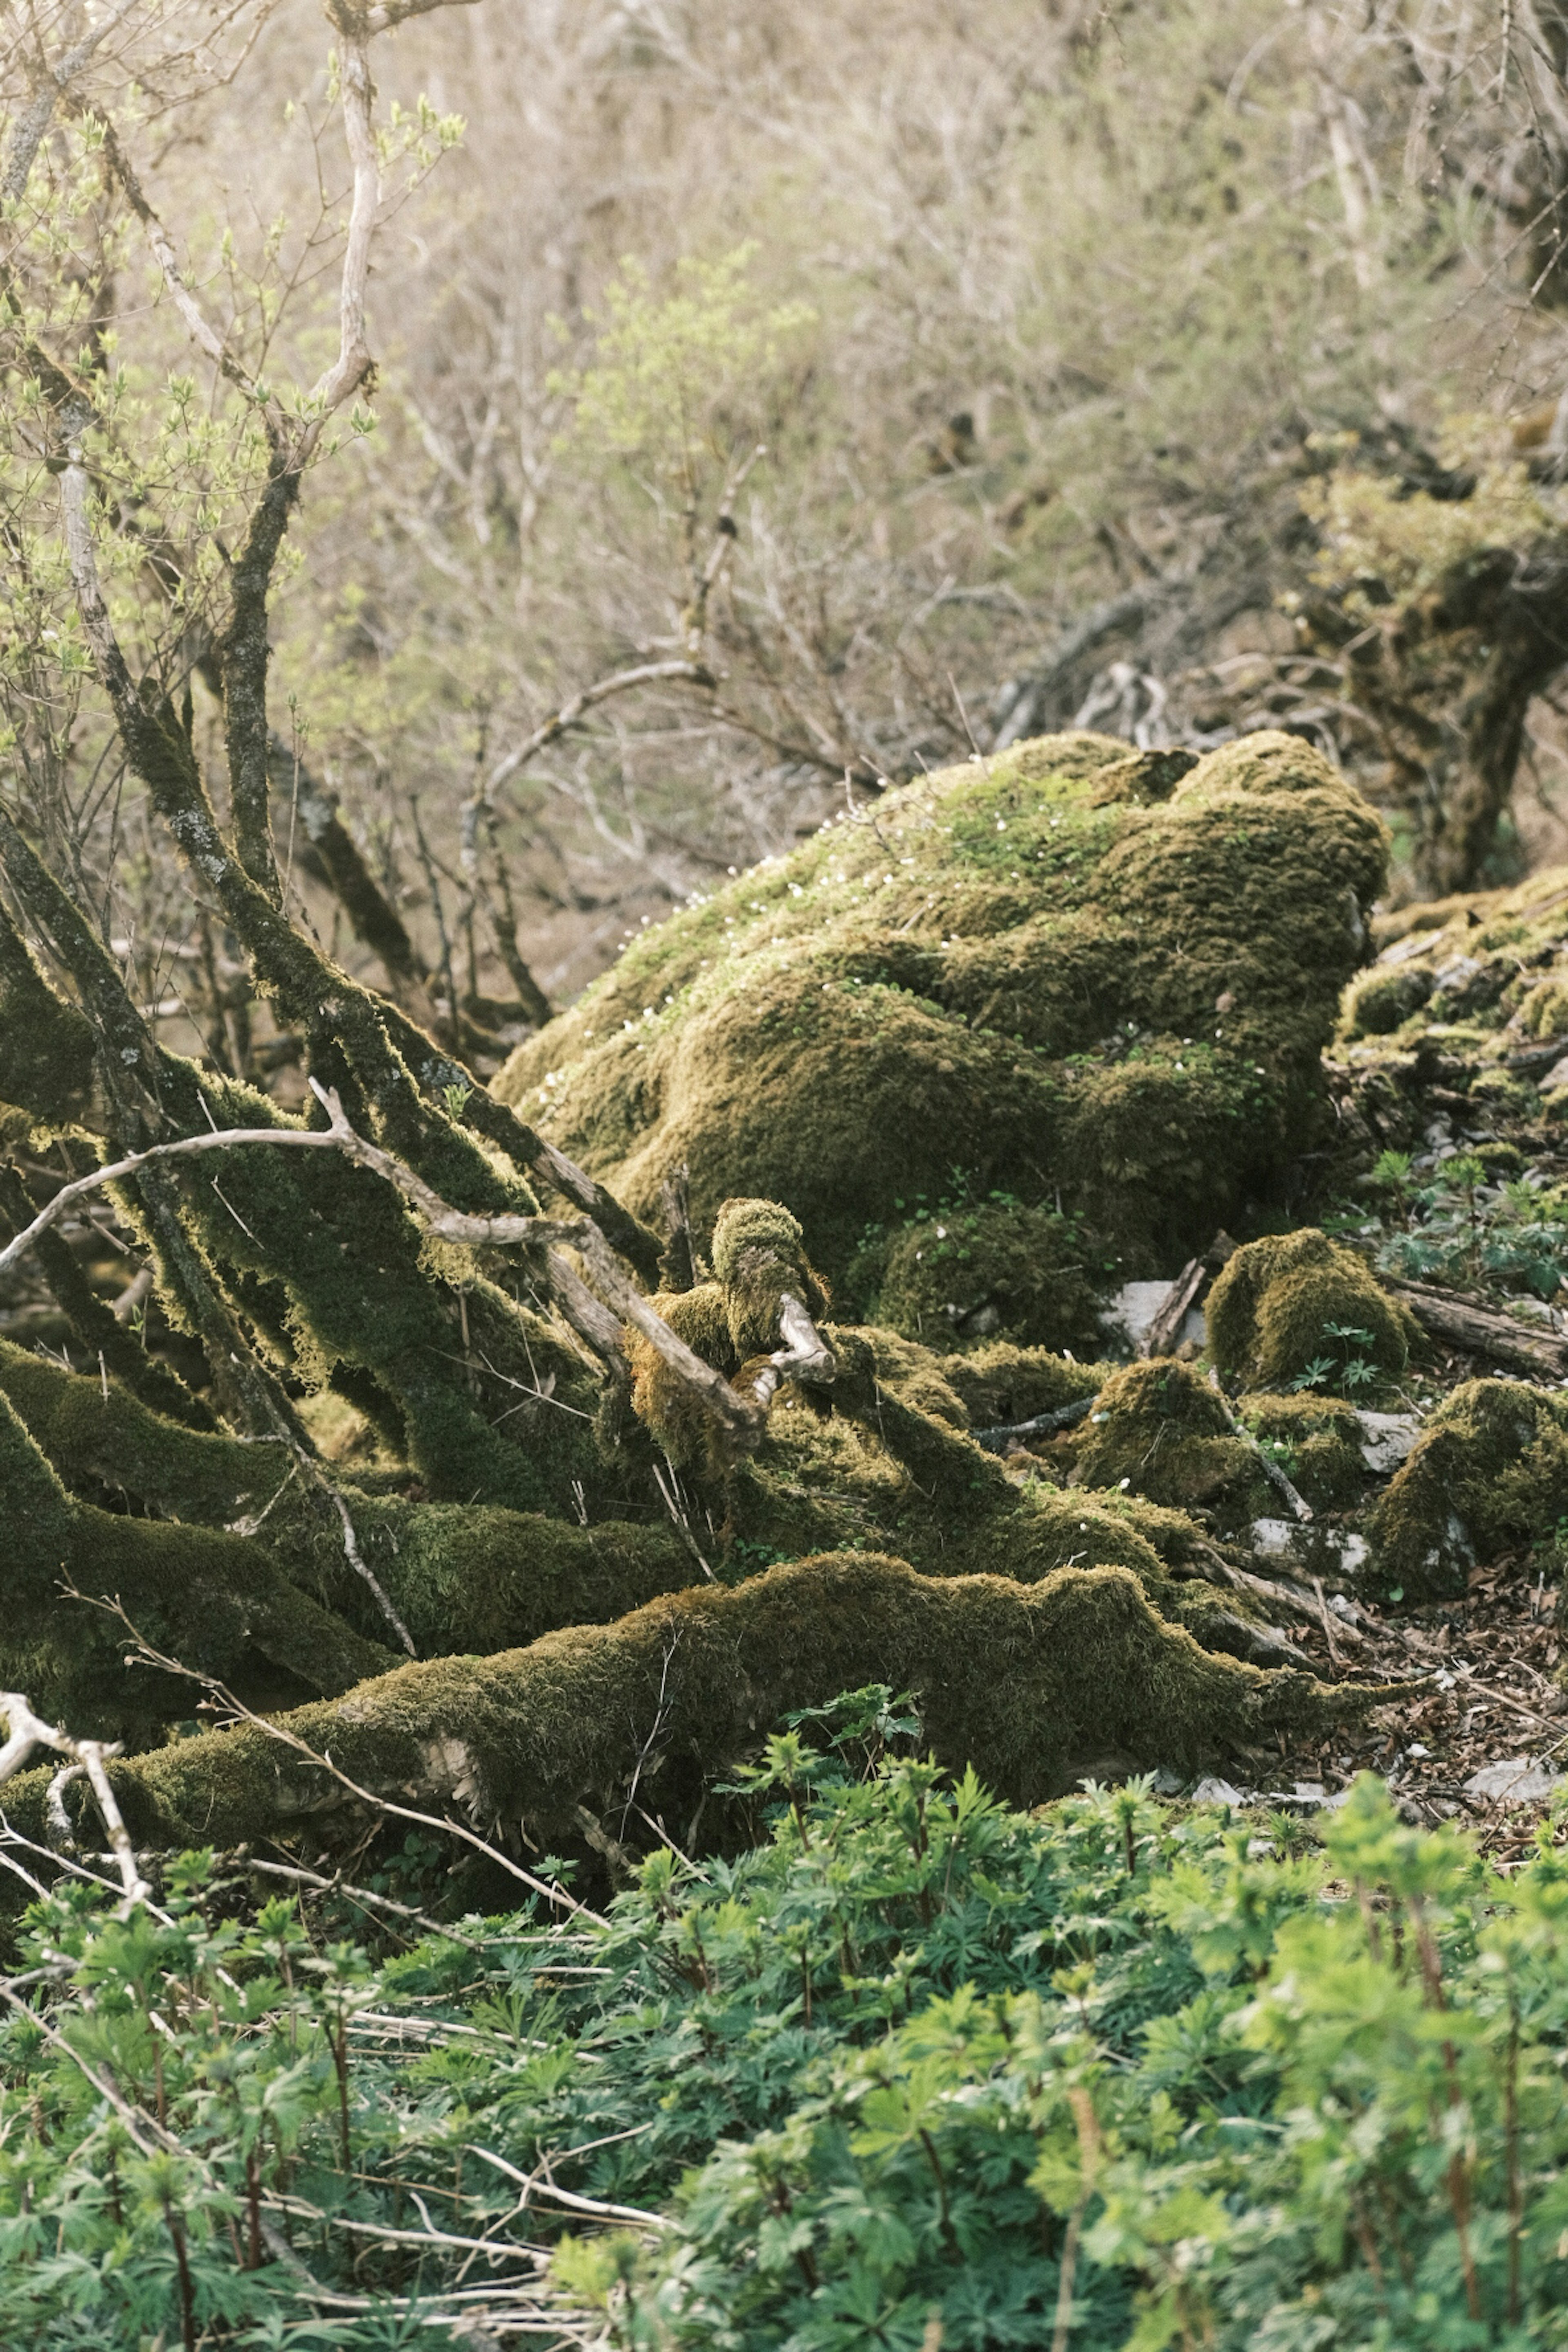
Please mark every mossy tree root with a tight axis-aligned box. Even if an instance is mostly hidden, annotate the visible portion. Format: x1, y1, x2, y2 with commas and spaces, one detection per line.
0, 1388, 396, 1730
5, 1554, 1384, 1860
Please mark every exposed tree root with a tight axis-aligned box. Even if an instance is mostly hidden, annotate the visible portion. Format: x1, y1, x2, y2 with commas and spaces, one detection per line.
2, 1555, 1386, 1860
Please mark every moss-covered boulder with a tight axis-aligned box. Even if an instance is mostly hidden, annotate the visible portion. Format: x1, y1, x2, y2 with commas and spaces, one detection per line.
935, 1340, 1109, 1430
1368, 1378, 1568, 1599
1241, 1392, 1370, 1512
1072, 1358, 1258, 1516
855, 1197, 1111, 1353
496, 729, 1386, 1285
1207, 1227, 1419, 1390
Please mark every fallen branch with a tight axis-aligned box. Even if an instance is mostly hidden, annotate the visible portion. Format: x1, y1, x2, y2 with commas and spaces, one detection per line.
1141, 1257, 1207, 1359
1190, 1551, 1368, 1646
1211, 1383, 1314, 1523
0, 1694, 147, 1909
973, 1392, 1099, 1454
1379, 1274, 1568, 1379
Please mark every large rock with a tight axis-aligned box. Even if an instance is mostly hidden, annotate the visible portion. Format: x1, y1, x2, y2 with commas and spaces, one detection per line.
496, 729, 1387, 1296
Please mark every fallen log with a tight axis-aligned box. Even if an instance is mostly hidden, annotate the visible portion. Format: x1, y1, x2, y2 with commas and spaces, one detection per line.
1379, 1274, 1568, 1379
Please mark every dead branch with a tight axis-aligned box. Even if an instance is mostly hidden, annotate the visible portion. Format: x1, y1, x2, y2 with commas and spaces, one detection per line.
0, 1693, 148, 1908
1379, 1273, 1568, 1379
1211, 1383, 1315, 1523
973, 1393, 1098, 1453
1141, 1257, 1207, 1359
484, 660, 716, 797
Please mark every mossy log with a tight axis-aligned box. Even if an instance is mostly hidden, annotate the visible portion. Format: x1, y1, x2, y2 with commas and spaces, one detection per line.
4, 1554, 1379, 1858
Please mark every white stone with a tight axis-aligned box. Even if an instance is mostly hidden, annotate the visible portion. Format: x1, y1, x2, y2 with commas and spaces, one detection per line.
1542, 1056, 1568, 1093
1355, 1409, 1422, 1474
1248, 1519, 1369, 1577
1463, 1756, 1564, 1804
1101, 1280, 1176, 1352
1192, 1776, 1247, 1807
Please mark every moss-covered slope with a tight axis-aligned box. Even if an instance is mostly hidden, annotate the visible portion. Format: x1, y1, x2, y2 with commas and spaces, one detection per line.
495, 730, 1387, 1290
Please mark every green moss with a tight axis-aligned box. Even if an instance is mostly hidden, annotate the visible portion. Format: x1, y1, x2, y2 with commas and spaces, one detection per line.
496, 728, 1387, 1276
0, 1335, 281, 1523
1241, 1392, 1369, 1511
1206, 1228, 1419, 1390
860, 1198, 1110, 1352
1071, 1359, 1257, 1516
1340, 864, 1568, 1057
860, 1328, 972, 1427
0, 906, 97, 1127
937, 1343, 1108, 1430
0, 1385, 396, 1735
2, 1552, 1376, 1856
1339, 964, 1434, 1039
1368, 1379, 1568, 1600
710, 1195, 831, 1350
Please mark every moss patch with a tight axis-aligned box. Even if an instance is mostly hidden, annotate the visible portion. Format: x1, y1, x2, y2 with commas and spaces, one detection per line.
1206, 1228, 1419, 1391
1368, 1379, 1568, 1600
858, 1197, 1111, 1352
496, 729, 1387, 1276
1241, 1392, 1370, 1512
1072, 1359, 1257, 1515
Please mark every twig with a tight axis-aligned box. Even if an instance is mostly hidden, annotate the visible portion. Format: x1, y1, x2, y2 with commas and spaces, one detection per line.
466, 2143, 670, 2230
0, 1693, 148, 1909
1312, 1575, 1342, 1667
653, 1461, 713, 1579
973, 1392, 1098, 1454
240, 1854, 492, 1951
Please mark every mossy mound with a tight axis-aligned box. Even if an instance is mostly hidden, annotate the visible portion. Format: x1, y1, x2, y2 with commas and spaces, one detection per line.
1241, 1392, 1370, 1512
496, 729, 1386, 1280
937, 1341, 1109, 1430
1206, 1227, 1419, 1390
861, 1328, 973, 1427
855, 1197, 1110, 1353
1339, 866, 1568, 1048
6, 1553, 1376, 1858
1072, 1359, 1257, 1515
1368, 1378, 1568, 1600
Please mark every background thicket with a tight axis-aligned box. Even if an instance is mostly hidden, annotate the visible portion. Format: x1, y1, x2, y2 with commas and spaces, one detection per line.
11, 0, 1568, 1083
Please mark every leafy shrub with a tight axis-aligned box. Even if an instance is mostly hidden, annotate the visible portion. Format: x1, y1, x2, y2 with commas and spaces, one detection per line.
5, 1694, 1568, 2346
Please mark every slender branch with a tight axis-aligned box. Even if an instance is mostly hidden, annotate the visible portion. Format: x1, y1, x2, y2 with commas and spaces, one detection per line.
486, 660, 715, 796
0, 1693, 148, 1909
305, 13, 379, 432
92, 107, 267, 418
1, 0, 145, 205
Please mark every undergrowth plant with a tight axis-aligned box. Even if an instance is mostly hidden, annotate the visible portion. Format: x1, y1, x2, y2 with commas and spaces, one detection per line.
1337, 1150, 1568, 1303
4, 1692, 1568, 2347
